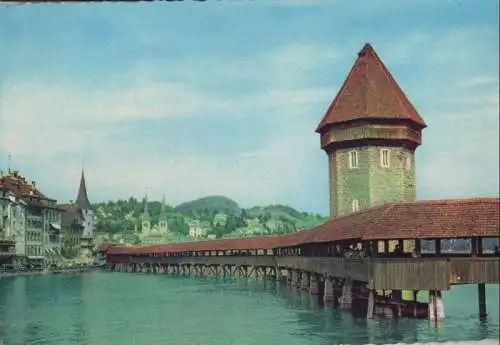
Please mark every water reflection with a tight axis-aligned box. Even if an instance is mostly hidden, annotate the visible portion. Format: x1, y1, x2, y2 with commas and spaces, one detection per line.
227, 278, 499, 345
0, 274, 91, 345
0, 272, 498, 345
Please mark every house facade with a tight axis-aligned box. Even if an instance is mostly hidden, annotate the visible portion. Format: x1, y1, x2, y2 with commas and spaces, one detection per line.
58, 170, 96, 263
0, 170, 63, 267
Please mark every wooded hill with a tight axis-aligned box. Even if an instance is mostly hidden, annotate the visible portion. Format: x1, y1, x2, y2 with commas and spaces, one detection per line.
93, 195, 327, 239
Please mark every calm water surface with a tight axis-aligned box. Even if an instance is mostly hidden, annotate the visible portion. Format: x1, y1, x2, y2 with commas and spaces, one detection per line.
0, 271, 498, 345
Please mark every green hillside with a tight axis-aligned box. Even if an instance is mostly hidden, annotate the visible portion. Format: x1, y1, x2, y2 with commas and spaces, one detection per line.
174, 195, 241, 216
93, 195, 328, 242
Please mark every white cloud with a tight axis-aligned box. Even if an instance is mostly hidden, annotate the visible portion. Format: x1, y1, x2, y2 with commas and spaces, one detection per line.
417, 83, 499, 198
0, 28, 498, 212
0, 43, 335, 209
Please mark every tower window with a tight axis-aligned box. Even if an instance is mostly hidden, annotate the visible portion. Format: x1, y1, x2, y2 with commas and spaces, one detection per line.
380, 149, 390, 168
349, 150, 359, 169
404, 154, 412, 170
352, 199, 360, 212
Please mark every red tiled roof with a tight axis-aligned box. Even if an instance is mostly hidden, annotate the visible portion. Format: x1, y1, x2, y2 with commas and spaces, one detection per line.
106, 198, 500, 256
316, 43, 427, 134
0, 174, 55, 205
97, 242, 114, 253
361, 198, 500, 240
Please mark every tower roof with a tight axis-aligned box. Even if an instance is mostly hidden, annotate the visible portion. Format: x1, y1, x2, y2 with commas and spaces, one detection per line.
142, 193, 150, 218
75, 169, 92, 210
316, 43, 427, 133
159, 193, 168, 221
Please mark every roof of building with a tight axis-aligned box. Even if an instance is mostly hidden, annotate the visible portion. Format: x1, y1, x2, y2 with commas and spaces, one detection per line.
103, 198, 500, 256
97, 242, 115, 253
58, 170, 94, 228
0, 171, 59, 208
75, 170, 92, 210
316, 43, 427, 134
359, 198, 500, 240
159, 193, 168, 221
59, 203, 81, 228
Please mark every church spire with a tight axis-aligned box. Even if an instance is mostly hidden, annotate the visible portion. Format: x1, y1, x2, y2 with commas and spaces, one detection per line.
159, 192, 168, 221
75, 169, 92, 210
160, 193, 166, 213
142, 189, 150, 218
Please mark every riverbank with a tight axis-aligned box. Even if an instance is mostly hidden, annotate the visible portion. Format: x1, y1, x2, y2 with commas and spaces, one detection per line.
0, 266, 102, 278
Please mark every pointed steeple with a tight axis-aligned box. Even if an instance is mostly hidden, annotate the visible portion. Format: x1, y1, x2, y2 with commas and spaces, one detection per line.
141, 190, 150, 219
316, 43, 427, 134
160, 193, 166, 213
159, 193, 168, 221
75, 169, 92, 210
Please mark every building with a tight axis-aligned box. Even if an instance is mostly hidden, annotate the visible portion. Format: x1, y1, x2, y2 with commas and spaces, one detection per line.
59, 170, 95, 263
140, 193, 169, 245
158, 194, 169, 235
0, 185, 18, 266
140, 194, 150, 237
316, 43, 426, 219
188, 219, 208, 238
0, 170, 63, 267
212, 212, 228, 227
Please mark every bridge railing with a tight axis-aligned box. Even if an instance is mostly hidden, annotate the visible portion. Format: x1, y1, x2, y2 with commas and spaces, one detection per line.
126, 255, 277, 267
370, 257, 449, 291
108, 254, 500, 290
371, 256, 500, 290
448, 256, 500, 285
276, 256, 370, 282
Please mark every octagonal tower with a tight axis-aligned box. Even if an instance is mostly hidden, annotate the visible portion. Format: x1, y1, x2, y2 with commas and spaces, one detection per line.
317, 43, 427, 218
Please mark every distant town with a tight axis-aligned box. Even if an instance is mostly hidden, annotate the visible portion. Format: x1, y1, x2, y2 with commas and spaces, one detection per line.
0, 167, 327, 270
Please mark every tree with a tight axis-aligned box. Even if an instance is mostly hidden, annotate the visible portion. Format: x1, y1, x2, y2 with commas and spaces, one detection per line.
224, 215, 238, 233
168, 216, 189, 236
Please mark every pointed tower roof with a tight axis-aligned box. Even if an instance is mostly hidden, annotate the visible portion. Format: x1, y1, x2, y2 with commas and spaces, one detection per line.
316, 43, 427, 133
160, 193, 166, 213
159, 193, 168, 221
75, 169, 92, 210
141, 193, 150, 218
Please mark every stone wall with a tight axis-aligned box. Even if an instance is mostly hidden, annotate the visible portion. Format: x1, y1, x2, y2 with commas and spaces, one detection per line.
329, 146, 417, 217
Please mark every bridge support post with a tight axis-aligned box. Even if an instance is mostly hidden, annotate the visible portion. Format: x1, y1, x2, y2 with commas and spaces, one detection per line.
301, 272, 310, 291
339, 278, 353, 310
292, 270, 300, 288
478, 283, 487, 319
367, 290, 375, 319
286, 270, 293, 285
428, 290, 445, 321
309, 274, 319, 295
323, 277, 335, 306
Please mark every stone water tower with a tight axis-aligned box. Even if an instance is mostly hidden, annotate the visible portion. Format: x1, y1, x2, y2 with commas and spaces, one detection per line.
316, 43, 427, 218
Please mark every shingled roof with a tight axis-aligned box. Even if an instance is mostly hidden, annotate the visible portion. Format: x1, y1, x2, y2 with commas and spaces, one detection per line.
75, 170, 92, 210
0, 172, 58, 208
316, 43, 427, 133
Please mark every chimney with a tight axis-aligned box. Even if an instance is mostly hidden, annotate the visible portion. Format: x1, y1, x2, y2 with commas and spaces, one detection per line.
32, 181, 36, 189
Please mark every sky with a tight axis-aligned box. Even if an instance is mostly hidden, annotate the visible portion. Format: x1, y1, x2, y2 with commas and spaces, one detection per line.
0, 0, 498, 215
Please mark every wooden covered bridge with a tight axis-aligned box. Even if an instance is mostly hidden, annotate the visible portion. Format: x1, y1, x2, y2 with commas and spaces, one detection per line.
99, 197, 500, 321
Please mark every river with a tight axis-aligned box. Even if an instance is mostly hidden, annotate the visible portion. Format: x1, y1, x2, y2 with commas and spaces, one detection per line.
0, 271, 498, 345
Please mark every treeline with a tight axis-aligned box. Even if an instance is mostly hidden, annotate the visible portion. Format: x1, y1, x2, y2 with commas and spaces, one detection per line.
93, 195, 328, 238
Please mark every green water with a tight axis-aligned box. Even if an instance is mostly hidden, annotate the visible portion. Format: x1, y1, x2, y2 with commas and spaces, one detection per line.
0, 271, 498, 345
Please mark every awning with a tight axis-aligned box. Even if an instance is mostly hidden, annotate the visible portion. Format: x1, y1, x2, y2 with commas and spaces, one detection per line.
50, 223, 61, 230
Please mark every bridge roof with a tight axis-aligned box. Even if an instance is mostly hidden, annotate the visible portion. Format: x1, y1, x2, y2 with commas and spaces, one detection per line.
360, 198, 500, 240
104, 198, 499, 255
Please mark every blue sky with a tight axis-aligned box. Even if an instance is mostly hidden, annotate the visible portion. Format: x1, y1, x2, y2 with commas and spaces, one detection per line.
0, 0, 498, 215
